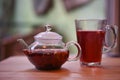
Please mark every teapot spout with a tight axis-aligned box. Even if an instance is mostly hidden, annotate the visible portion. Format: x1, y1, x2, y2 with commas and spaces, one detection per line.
17, 39, 29, 49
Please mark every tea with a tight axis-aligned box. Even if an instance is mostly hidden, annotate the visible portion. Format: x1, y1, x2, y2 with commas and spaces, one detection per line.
77, 30, 105, 63
23, 49, 69, 70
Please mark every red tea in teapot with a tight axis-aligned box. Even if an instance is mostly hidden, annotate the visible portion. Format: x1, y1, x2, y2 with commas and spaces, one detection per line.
23, 48, 69, 70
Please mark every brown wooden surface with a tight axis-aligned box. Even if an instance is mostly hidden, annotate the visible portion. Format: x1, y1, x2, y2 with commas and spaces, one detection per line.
0, 55, 120, 80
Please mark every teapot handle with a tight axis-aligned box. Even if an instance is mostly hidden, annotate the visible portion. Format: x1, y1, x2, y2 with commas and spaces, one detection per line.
65, 41, 81, 61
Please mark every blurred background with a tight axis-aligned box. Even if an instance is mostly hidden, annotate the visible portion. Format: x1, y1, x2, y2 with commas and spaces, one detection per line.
0, 0, 119, 60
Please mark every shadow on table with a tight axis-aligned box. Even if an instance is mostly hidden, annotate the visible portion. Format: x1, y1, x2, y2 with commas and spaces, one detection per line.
22, 67, 70, 73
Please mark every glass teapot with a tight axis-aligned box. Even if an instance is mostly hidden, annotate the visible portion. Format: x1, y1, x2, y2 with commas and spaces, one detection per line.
18, 24, 81, 70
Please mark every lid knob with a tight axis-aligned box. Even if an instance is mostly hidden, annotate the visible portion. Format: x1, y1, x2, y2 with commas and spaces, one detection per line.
45, 24, 52, 32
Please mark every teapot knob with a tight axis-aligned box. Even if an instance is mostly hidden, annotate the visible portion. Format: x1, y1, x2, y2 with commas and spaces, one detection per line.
45, 24, 52, 32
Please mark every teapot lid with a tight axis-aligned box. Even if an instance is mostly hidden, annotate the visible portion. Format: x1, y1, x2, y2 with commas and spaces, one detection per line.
34, 24, 62, 40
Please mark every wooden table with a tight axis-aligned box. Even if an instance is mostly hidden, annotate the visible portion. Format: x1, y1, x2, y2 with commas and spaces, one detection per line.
0, 55, 120, 80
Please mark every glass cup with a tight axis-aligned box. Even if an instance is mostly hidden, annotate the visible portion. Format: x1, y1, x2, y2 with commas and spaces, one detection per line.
75, 19, 117, 66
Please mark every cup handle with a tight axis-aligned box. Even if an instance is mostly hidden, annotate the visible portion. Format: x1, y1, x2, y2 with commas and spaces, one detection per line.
65, 41, 81, 61
103, 25, 118, 52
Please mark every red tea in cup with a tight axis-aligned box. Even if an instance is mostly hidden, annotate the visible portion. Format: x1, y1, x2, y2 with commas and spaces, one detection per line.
77, 30, 105, 65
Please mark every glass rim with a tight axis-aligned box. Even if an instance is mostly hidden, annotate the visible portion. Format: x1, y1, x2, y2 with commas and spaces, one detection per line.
75, 19, 107, 21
